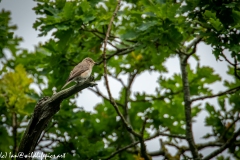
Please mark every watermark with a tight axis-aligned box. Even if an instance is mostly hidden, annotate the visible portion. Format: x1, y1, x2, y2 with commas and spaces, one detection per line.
0, 152, 66, 160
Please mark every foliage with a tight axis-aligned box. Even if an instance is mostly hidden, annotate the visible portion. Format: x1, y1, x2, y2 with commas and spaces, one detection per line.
0, 0, 240, 159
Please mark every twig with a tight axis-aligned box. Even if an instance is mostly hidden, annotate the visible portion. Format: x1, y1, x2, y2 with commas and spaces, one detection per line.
186, 36, 202, 51
131, 90, 182, 102
124, 71, 138, 118
108, 73, 126, 88
219, 50, 240, 80
234, 57, 240, 80
184, 36, 202, 62
102, 131, 164, 160
221, 52, 235, 66
103, 141, 140, 160
96, 46, 136, 65
191, 86, 240, 102
155, 131, 186, 139
141, 118, 148, 136
159, 139, 174, 158
187, 37, 202, 53
124, 71, 139, 144
220, 116, 240, 141
88, 87, 124, 108
203, 128, 240, 160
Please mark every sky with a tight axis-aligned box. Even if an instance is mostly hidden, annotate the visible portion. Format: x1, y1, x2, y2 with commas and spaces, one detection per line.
0, 0, 235, 159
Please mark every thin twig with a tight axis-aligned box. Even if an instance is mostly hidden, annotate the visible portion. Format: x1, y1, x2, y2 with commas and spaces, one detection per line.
88, 87, 125, 108
102, 131, 164, 160
221, 52, 235, 66
131, 90, 182, 102
141, 118, 148, 135
108, 73, 126, 88
155, 131, 186, 139
186, 36, 202, 51
96, 46, 136, 65
220, 116, 240, 140
184, 36, 202, 62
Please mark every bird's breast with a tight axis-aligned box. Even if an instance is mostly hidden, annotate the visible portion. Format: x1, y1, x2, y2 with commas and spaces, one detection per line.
81, 68, 92, 78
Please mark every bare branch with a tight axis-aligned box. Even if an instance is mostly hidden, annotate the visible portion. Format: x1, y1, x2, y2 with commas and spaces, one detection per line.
191, 86, 240, 102
17, 78, 96, 159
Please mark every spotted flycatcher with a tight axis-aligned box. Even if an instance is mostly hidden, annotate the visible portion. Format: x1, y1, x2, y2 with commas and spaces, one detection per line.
61, 57, 95, 89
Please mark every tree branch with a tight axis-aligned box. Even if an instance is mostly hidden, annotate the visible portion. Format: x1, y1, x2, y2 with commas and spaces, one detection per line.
179, 55, 200, 159
155, 131, 186, 139
234, 57, 240, 80
88, 87, 125, 108
100, 1, 149, 159
203, 128, 240, 160
96, 46, 136, 65
123, 71, 139, 146
17, 78, 96, 160
102, 130, 164, 160
191, 86, 240, 102
131, 90, 182, 102
108, 73, 126, 88
185, 36, 202, 61
101, 0, 141, 138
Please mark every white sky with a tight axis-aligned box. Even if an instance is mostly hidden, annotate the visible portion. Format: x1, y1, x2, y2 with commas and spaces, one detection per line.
0, 0, 236, 159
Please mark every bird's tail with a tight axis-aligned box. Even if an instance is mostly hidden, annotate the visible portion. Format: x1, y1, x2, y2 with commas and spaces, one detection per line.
61, 81, 72, 90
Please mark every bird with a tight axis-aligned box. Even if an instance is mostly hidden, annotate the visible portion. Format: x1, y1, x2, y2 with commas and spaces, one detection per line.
61, 57, 96, 89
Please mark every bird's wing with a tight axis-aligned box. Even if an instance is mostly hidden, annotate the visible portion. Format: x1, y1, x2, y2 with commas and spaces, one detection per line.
66, 61, 89, 82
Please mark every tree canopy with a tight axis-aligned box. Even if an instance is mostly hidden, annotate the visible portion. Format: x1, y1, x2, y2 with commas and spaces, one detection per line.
0, 0, 240, 159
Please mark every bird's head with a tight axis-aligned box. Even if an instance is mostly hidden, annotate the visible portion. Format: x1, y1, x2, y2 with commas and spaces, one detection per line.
83, 57, 96, 66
